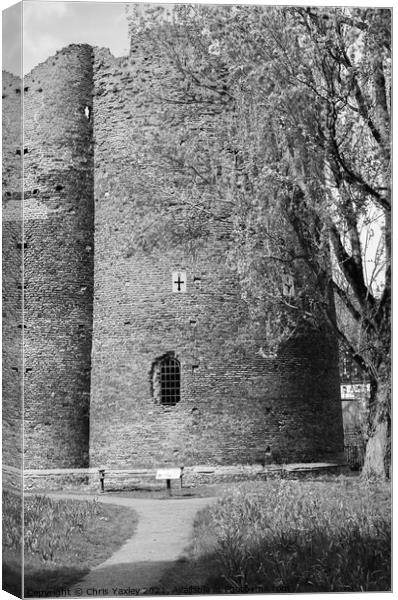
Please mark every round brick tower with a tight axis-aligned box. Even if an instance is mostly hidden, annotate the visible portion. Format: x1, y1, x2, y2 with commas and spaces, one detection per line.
88, 34, 344, 469
5, 39, 344, 476
23, 45, 94, 468
2, 70, 23, 474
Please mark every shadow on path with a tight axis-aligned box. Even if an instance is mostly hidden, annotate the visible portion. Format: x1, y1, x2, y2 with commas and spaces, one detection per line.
66, 561, 188, 596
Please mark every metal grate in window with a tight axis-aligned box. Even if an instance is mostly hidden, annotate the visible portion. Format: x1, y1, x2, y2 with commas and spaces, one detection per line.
160, 357, 180, 406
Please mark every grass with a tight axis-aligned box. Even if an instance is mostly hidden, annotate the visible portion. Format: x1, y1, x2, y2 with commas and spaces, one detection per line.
160, 476, 391, 593
2, 490, 138, 597
100, 482, 230, 499
2, 490, 23, 597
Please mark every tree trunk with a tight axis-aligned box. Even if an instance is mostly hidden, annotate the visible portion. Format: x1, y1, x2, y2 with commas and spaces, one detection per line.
362, 377, 391, 480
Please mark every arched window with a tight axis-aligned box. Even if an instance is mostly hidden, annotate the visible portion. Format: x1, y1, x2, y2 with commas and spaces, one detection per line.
151, 354, 181, 406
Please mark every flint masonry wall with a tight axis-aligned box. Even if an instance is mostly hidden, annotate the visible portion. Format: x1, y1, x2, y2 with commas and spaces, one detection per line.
2, 41, 344, 474
2, 8, 23, 595
89, 38, 344, 469
2, 70, 23, 474
22, 45, 94, 468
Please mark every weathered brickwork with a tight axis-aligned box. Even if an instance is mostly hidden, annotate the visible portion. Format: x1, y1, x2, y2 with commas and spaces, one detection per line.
22, 45, 94, 468
2, 38, 344, 477
89, 39, 344, 469
2, 70, 23, 472
2, 13, 23, 591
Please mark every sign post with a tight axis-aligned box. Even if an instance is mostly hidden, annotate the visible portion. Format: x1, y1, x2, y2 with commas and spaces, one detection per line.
99, 468, 105, 493
156, 467, 183, 496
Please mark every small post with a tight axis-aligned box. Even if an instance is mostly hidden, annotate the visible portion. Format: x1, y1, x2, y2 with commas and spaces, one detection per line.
99, 468, 105, 493
180, 466, 184, 489
166, 478, 171, 496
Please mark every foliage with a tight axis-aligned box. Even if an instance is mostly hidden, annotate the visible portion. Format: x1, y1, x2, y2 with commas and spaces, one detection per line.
2, 489, 22, 554
2, 490, 23, 596
23, 493, 102, 561
129, 4, 390, 370
127, 5, 391, 476
188, 478, 391, 592
2, 491, 138, 595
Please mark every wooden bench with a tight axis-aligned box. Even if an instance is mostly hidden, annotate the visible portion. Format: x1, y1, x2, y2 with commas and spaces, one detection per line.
98, 467, 184, 494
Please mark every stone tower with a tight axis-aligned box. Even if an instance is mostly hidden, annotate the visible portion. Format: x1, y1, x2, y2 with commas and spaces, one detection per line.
2, 69, 23, 478
2, 37, 344, 479
88, 30, 344, 469
22, 45, 94, 468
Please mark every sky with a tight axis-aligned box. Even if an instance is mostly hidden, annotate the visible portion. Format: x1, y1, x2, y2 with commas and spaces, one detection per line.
2, 0, 392, 75
2, 0, 130, 74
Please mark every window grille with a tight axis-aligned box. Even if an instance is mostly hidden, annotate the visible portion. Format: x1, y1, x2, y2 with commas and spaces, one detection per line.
151, 354, 181, 406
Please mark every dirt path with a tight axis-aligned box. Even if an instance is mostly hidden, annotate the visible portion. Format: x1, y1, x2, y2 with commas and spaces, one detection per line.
53, 493, 216, 596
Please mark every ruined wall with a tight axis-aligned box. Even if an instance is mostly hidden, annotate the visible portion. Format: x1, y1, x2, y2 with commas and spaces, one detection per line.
2, 69, 23, 474
89, 38, 344, 469
3, 38, 344, 474
2, 6, 23, 594
22, 45, 94, 468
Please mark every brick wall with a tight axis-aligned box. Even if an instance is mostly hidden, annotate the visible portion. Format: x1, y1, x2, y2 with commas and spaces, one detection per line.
89, 42, 344, 469
2, 7, 23, 592
2, 39, 344, 474
2, 70, 23, 471
22, 45, 94, 468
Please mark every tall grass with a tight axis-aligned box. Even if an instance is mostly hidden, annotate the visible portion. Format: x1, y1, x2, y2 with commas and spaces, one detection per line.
24, 494, 101, 562
192, 479, 390, 592
3, 490, 138, 596
2, 490, 23, 596
2, 490, 22, 554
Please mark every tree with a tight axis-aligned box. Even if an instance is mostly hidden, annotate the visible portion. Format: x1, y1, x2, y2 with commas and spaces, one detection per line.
127, 5, 391, 478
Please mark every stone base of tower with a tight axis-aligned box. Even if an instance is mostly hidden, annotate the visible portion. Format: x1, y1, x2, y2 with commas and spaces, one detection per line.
18, 459, 348, 493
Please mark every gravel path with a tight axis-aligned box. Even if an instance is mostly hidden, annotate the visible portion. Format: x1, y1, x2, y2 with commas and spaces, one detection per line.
52, 493, 216, 596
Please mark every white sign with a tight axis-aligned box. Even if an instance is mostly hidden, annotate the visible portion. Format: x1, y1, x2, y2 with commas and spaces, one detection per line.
172, 271, 186, 293
341, 383, 371, 400
156, 468, 182, 480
